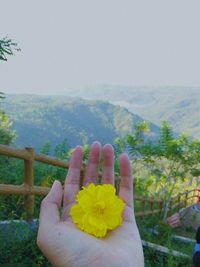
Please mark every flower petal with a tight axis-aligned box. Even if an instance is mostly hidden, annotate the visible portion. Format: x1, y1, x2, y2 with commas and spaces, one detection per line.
70, 183, 125, 238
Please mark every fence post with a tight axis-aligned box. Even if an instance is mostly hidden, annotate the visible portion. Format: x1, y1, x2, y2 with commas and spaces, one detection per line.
24, 147, 35, 222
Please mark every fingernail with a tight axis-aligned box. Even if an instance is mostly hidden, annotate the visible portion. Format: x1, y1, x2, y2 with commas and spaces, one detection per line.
91, 141, 101, 147
76, 145, 82, 150
52, 180, 59, 187
119, 153, 129, 160
103, 144, 114, 149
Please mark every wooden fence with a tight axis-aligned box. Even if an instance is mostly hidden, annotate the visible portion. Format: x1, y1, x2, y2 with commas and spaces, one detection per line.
168, 188, 200, 216
134, 196, 164, 218
0, 144, 199, 222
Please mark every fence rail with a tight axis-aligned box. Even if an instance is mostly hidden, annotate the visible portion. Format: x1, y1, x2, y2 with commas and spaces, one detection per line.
169, 189, 200, 215
0, 145, 121, 221
0, 144, 198, 221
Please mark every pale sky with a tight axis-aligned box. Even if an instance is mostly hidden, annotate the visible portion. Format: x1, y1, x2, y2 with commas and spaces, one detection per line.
1, 0, 200, 95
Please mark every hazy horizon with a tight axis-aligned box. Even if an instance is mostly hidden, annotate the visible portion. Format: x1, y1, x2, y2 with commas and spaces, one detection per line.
2, 84, 199, 97
1, 0, 200, 95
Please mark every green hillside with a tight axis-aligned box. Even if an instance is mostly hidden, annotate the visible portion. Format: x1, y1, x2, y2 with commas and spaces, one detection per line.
2, 95, 159, 150
66, 85, 200, 139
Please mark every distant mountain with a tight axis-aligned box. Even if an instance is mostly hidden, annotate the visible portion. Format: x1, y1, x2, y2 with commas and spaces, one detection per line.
2, 95, 159, 151
65, 85, 200, 139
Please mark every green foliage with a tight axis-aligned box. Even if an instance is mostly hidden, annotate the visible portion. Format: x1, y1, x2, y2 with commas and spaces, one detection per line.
113, 137, 125, 173
0, 37, 19, 144
138, 218, 194, 267
0, 110, 16, 145
113, 121, 200, 222
0, 156, 25, 219
0, 224, 51, 266
0, 93, 16, 145
54, 139, 70, 159
0, 37, 20, 61
82, 144, 90, 162
114, 121, 200, 220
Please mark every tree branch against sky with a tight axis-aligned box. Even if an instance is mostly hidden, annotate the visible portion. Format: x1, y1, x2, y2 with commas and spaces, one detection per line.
0, 36, 20, 98
0, 37, 20, 61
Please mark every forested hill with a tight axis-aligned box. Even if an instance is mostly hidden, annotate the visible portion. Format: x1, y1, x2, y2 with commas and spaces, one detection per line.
66, 86, 200, 139
2, 95, 159, 151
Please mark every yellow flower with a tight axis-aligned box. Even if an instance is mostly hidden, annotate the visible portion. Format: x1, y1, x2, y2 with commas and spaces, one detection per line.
70, 183, 125, 238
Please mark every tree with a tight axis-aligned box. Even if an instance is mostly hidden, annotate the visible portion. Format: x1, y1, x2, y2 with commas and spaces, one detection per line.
0, 91, 16, 145
0, 111, 16, 145
0, 37, 20, 61
115, 121, 200, 220
126, 122, 199, 189
0, 37, 19, 144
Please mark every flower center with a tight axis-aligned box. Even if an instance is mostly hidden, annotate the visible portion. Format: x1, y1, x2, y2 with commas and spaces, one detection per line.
94, 200, 106, 215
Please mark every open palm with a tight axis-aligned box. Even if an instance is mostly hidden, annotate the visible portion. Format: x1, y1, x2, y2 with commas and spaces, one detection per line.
37, 142, 144, 267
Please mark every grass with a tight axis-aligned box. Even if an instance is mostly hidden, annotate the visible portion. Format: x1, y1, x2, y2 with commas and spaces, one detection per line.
0, 224, 50, 267
0, 218, 195, 267
137, 216, 195, 266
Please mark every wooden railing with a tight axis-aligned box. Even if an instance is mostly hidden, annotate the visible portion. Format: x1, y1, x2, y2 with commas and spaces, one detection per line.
1, 144, 198, 222
134, 196, 164, 218
0, 144, 122, 221
168, 188, 200, 216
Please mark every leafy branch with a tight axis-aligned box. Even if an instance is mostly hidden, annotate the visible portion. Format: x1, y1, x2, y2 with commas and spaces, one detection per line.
0, 37, 20, 61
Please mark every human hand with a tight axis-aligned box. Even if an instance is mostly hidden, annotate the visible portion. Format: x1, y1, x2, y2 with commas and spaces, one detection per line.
37, 142, 144, 267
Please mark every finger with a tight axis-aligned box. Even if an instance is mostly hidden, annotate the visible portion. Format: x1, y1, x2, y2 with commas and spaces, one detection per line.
84, 141, 101, 186
118, 153, 133, 209
101, 144, 114, 185
39, 180, 63, 228
63, 146, 83, 212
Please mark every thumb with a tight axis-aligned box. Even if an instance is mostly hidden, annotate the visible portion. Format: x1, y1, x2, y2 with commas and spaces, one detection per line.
39, 180, 63, 227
